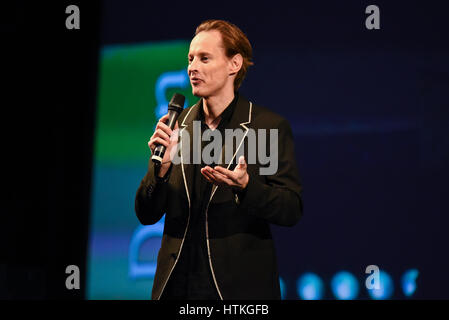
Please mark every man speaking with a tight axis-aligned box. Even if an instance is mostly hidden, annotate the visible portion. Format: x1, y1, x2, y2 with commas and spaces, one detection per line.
135, 19, 303, 300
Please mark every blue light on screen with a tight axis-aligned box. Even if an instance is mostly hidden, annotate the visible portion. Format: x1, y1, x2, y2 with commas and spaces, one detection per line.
401, 269, 419, 297
367, 270, 394, 300
155, 69, 190, 118
296, 272, 325, 300
279, 276, 286, 300
331, 271, 359, 300
128, 218, 164, 280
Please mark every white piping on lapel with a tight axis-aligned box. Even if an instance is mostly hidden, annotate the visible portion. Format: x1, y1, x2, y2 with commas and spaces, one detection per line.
156, 103, 198, 300
179, 103, 198, 208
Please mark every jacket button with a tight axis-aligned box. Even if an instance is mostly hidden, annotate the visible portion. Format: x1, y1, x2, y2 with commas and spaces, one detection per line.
147, 185, 154, 197
234, 193, 240, 205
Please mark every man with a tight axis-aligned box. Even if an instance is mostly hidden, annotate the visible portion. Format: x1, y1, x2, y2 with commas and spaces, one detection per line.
135, 19, 303, 300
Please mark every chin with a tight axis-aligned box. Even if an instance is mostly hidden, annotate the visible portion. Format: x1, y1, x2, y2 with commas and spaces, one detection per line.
192, 87, 207, 97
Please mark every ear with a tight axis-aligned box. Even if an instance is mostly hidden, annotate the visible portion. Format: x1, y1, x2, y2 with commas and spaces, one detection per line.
228, 53, 243, 76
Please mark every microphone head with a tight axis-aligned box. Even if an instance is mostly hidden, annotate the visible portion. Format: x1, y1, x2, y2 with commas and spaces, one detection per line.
168, 93, 185, 112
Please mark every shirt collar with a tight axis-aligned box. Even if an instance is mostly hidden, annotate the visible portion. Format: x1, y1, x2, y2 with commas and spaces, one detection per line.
198, 92, 239, 127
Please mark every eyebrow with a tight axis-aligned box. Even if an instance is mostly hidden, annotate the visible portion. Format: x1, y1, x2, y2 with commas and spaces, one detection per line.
188, 51, 213, 58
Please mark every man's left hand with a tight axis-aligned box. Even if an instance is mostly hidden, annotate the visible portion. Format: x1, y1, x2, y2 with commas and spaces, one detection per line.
201, 155, 249, 190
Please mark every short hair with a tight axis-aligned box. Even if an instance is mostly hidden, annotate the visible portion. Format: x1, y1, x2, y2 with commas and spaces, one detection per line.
195, 19, 254, 91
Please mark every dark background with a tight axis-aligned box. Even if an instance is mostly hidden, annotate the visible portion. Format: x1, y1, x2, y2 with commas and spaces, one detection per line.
2, 0, 448, 299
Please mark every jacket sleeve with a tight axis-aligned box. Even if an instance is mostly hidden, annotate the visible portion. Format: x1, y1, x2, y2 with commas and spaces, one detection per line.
134, 159, 173, 225
236, 118, 303, 227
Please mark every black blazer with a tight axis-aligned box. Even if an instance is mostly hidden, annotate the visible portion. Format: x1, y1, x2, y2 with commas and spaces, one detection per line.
135, 94, 303, 300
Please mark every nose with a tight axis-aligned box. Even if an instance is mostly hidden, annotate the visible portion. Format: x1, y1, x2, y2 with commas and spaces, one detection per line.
187, 57, 198, 76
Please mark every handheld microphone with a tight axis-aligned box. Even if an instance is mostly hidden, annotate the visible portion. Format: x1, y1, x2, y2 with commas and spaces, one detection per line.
151, 93, 185, 165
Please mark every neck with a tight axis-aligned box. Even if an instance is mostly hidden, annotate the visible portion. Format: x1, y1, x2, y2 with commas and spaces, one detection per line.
202, 90, 235, 128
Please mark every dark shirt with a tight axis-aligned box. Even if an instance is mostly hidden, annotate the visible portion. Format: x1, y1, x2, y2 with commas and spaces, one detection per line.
160, 92, 239, 300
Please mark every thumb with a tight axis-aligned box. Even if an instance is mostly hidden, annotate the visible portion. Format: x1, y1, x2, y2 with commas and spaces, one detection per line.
170, 128, 179, 142
238, 155, 247, 169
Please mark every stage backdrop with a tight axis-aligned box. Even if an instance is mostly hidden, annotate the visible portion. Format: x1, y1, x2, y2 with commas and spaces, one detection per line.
86, 1, 449, 299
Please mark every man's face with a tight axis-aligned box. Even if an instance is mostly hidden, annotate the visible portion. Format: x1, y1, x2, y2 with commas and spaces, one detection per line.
188, 30, 232, 97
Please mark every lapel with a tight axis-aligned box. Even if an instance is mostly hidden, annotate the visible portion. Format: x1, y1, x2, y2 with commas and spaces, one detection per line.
179, 94, 253, 207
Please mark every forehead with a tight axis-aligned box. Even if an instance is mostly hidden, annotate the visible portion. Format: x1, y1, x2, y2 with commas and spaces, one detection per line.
189, 30, 225, 55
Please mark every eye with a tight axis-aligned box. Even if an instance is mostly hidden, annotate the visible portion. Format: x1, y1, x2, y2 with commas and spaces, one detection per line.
201, 56, 209, 62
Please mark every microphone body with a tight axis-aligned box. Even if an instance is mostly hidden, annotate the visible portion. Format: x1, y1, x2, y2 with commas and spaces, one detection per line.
152, 93, 185, 165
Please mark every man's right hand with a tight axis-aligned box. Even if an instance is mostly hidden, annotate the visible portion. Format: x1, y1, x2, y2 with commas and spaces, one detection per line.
148, 113, 179, 177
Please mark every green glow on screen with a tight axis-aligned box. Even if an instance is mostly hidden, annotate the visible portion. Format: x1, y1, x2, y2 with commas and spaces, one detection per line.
95, 40, 198, 165
87, 40, 197, 299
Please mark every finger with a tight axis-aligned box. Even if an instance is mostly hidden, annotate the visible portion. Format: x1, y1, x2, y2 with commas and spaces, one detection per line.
148, 140, 155, 152
150, 137, 169, 149
149, 137, 169, 148
203, 166, 219, 176
201, 167, 216, 181
201, 168, 218, 184
210, 170, 234, 186
237, 155, 247, 169
202, 173, 214, 184
153, 129, 170, 141
159, 114, 170, 123
156, 120, 173, 137
211, 169, 232, 181
201, 172, 214, 184
208, 167, 233, 183
214, 165, 237, 181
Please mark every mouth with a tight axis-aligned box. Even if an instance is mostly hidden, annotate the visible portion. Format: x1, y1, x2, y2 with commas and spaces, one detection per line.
190, 77, 203, 85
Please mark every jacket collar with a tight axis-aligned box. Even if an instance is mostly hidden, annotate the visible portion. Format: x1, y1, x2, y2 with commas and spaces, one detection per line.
181, 93, 251, 129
